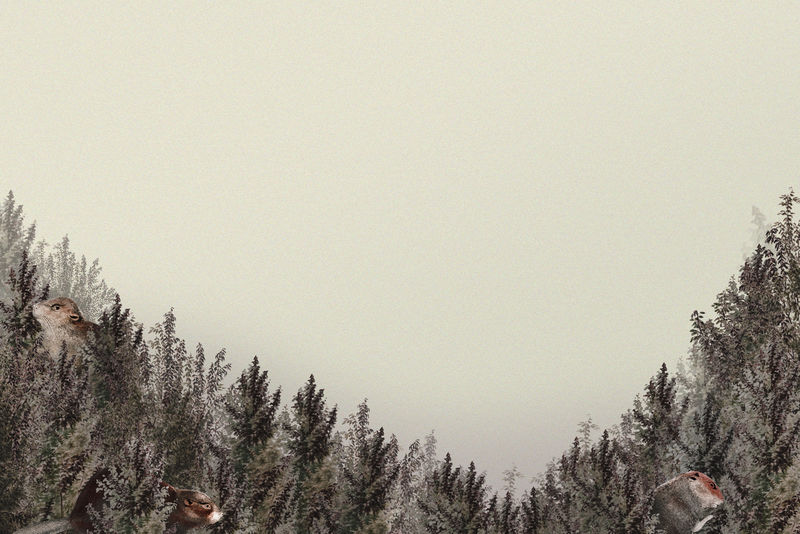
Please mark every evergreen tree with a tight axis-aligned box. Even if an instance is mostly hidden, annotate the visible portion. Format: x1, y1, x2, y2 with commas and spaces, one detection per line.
338, 400, 400, 533
631, 363, 686, 485
225, 355, 284, 532
0, 251, 48, 358
484, 491, 519, 534
31, 236, 115, 321
78, 441, 173, 533
519, 486, 541, 534
227, 356, 282, 472
148, 310, 226, 486
287, 375, 338, 533
0, 191, 36, 302
419, 453, 488, 534
387, 432, 438, 534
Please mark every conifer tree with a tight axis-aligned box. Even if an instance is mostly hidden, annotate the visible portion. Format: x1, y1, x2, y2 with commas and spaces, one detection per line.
78, 441, 173, 533
338, 400, 400, 533
287, 375, 338, 533
387, 432, 437, 534
519, 487, 541, 534
631, 363, 686, 484
227, 356, 282, 471
419, 453, 488, 533
484, 491, 520, 534
0, 346, 42, 532
8, 188, 800, 532
0, 251, 48, 358
225, 355, 285, 532
0, 192, 36, 302
32, 236, 115, 321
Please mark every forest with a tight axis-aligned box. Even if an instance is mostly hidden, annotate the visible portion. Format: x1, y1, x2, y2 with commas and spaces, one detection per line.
2, 189, 800, 533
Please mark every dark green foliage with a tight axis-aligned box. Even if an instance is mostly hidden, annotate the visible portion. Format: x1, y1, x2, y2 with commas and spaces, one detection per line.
83, 294, 154, 478
0, 255, 53, 532
289, 375, 338, 471
681, 191, 800, 532
484, 491, 519, 534
207, 442, 245, 533
79, 443, 172, 533
678, 391, 733, 478
49, 347, 90, 430
0, 357, 37, 532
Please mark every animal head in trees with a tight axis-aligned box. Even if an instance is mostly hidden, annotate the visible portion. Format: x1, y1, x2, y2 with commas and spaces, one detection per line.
652, 471, 723, 534
69, 469, 222, 533
32, 297, 97, 358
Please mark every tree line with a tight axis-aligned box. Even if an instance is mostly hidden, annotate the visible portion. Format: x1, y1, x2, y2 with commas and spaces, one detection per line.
2, 190, 800, 533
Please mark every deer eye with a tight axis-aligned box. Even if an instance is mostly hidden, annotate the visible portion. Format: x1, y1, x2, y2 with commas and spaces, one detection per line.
51, 304, 61, 310
184, 498, 192, 506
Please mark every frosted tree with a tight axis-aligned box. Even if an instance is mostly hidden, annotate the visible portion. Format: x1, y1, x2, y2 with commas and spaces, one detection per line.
32, 236, 115, 321
337, 400, 400, 533
387, 432, 438, 534
0, 191, 36, 302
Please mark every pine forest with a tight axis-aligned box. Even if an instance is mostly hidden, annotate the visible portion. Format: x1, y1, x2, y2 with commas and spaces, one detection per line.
3, 190, 800, 533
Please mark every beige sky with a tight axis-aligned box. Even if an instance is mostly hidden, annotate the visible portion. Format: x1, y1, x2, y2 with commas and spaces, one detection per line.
2, 3, 800, 490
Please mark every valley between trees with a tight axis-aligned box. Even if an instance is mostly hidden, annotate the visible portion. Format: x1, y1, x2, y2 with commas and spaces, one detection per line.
2, 190, 800, 533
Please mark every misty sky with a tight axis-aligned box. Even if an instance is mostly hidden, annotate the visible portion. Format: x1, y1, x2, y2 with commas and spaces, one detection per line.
2, 3, 800, 491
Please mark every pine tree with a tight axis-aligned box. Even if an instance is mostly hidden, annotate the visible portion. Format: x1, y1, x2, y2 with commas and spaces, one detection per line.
227, 356, 282, 471
0, 191, 36, 302
338, 400, 400, 533
519, 486, 541, 534
225, 355, 285, 531
631, 363, 686, 485
31, 236, 115, 321
484, 491, 519, 534
419, 453, 488, 534
287, 375, 338, 533
387, 432, 437, 534
0, 251, 48, 358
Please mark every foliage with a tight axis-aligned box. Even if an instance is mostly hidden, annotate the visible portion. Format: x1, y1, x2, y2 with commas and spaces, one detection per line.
32, 236, 116, 321
286, 374, 339, 533
337, 400, 400, 533
0, 192, 36, 303
4, 189, 800, 533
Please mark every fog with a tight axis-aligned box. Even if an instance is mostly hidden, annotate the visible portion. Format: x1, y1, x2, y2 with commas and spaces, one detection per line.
3, 3, 799, 490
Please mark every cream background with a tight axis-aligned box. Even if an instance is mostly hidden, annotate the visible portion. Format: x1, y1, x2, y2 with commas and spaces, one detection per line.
2, 3, 799, 490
